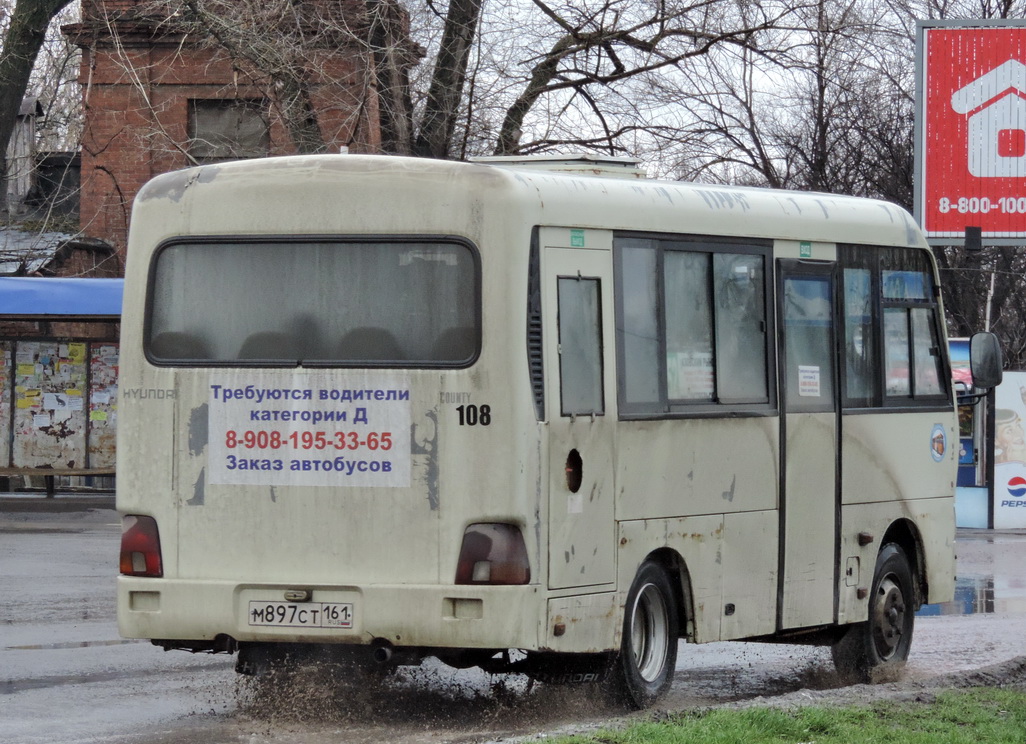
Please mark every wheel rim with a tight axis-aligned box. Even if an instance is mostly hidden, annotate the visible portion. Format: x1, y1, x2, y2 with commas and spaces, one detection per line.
629, 582, 669, 683
871, 574, 906, 661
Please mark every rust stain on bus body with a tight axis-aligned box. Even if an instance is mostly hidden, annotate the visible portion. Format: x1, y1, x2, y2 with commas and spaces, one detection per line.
136, 166, 221, 204
411, 407, 439, 510
188, 404, 207, 455
186, 404, 208, 506
721, 474, 737, 502
189, 467, 205, 506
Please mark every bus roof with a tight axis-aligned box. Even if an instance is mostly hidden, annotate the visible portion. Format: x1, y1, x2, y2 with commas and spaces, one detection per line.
132, 155, 926, 250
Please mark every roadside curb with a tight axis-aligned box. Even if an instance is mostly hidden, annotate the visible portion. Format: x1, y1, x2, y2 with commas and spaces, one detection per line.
0, 494, 115, 513
957, 527, 1026, 538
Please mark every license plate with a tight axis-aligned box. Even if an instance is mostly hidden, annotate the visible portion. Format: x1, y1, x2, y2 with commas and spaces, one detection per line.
248, 601, 354, 629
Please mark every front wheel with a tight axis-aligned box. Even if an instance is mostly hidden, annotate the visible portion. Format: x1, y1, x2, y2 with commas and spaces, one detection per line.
605, 561, 679, 709
832, 543, 916, 684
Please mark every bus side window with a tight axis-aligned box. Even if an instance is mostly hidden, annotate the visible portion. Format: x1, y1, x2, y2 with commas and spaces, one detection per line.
911, 308, 944, 396
840, 244, 948, 407
557, 277, 604, 416
782, 275, 835, 412
618, 240, 660, 407
841, 265, 877, 406
664, 250, 714, 402
884, 308, 912, 396
714, 253, 767, 402
615, 235, 770, 415
881, 248, 946, 401
882, 303, 943, 398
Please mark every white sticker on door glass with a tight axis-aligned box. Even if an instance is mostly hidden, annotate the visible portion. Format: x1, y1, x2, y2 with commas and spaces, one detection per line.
798, 365, 821, 397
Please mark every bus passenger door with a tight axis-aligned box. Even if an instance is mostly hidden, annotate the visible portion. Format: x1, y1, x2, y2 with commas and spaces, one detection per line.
542, 234, 616, 590
777, 260, 839, 629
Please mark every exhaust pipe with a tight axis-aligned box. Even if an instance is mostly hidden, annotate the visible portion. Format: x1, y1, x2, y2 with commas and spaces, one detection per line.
372, 639, 393, 664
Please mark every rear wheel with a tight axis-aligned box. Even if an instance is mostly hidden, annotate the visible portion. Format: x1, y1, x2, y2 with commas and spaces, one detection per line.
605, 561, 679, 709
832, 543, 915, 683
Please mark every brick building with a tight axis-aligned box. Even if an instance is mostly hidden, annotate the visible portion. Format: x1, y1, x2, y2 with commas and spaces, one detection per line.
65, 0, 411, 261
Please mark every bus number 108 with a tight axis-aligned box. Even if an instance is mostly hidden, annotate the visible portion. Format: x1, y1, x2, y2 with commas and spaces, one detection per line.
456, 404, 491, 426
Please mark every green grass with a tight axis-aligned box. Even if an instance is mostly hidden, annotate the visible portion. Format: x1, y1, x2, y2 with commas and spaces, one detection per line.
554, 688, 1026, 744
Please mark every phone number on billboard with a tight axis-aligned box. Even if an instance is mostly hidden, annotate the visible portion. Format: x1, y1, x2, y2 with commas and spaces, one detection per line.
225, 430, 393, 451
937, 197, 1026, 215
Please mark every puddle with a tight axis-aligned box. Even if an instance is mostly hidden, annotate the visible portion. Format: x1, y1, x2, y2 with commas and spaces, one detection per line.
1, 660, 223, 694
918, 574, 1026, 616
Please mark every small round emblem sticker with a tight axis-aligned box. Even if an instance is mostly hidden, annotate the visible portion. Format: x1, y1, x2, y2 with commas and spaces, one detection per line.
931, 424, 946, 462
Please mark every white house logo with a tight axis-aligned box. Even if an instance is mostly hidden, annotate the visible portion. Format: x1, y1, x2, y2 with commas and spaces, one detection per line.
951, 59, 1026, 178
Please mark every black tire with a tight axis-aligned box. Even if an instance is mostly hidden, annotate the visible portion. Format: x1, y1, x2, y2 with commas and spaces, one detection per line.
832, 543, 916, 684
605, 561, 679, 709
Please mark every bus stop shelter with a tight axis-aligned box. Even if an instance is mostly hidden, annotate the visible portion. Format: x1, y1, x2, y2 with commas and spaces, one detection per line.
0, 277, 121, 494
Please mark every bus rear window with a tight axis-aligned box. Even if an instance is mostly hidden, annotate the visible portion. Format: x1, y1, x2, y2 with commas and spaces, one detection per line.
146, 239, 479, 366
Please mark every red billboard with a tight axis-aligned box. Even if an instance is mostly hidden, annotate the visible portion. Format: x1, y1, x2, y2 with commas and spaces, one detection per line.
917, 22, 1026, 244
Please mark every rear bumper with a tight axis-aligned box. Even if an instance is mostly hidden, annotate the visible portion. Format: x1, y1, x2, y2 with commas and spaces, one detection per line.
118, 577, 551, 650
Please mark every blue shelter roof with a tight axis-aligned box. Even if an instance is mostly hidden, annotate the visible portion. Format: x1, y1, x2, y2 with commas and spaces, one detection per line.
0, 277, 123, 319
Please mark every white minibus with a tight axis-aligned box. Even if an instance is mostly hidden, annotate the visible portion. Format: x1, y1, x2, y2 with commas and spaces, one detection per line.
117, 154, 999, 708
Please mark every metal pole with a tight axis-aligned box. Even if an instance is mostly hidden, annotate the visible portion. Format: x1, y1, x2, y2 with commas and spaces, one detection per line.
985, 270, 996, 332
987, 387, 996, 530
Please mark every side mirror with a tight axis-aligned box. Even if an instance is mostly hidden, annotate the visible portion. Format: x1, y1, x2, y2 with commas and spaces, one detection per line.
969, 332, 1003, 390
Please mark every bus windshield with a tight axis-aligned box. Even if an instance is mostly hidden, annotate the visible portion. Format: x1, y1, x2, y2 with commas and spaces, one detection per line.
146, 239, 478, 366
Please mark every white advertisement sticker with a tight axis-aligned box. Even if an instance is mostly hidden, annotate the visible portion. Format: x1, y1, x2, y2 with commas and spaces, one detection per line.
208, 371, 411, 488
798, 365, 821, 397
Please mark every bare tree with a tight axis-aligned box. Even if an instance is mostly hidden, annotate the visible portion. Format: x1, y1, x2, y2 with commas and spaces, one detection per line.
0, 0, 74, 212
936, 247, 1026, 368
371, 0, 423, 154
114, 0, 807, 161
484, 0, 805, 158
655, 0, 911, 194
412, 0, 482, 157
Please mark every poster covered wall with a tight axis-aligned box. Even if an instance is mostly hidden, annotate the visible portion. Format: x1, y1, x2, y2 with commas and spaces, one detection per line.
0, 339, 119, 472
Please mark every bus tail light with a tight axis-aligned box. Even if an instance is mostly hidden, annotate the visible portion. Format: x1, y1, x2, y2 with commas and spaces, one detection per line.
455, 523, 530, 585
120, 515, 163, 577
